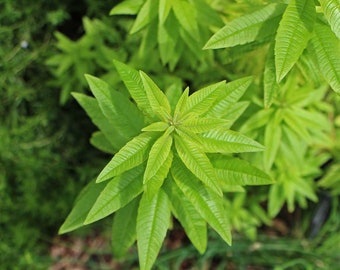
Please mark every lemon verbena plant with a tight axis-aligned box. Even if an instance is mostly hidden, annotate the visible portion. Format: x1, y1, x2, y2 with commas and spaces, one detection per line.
59, 60, 272, 270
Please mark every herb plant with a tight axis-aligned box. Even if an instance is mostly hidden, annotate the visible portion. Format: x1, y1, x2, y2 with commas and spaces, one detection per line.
59, 60, 273, 270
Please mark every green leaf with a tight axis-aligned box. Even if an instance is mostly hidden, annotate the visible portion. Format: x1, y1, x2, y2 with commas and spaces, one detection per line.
163, 178, 207, 253
144, 129, 173, 183
193, 0, 224, 28
264, 42, 280, 108
165, 82, 183, 111
204, 3, 285, 49
309, 22, 340, 94
110, 0, 144, 15
320, 0, 340, 39
182, 81, 226, 116
59, 180, 108, 234
72, 93, 126, 150
283, 108, 311, 141
85, 166, 144, 224
174, 135, 222, 196
130, 0, 159, 34
159, 0, 172, 24
142, 121, 169, 132
207, 77, 253, 118
172, 0, 199, 40
212, 157, 272, 186
171, 158, 231, 245
97, 132, 155, 182
140, 71, 171, 120
174, 87, 189, 118
137, 189, 171, 270
112, 197, 140, 259
145, 151, 173, 199
85, 74, 144, 138
200, 128, 265, 153
90, 131, 115, 154
223, 102, 250, 129
113, 60, 153, 117
275, 0, 316, 82
181, 117, 229, 134
264, 111, 282, 171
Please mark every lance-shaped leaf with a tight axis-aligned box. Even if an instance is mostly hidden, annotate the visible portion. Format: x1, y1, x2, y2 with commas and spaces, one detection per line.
204, 3, 285, 49
112, 197, 139, 259
110, 0, 143, 15
207, 77, 253, 118
283, 108, 311, 141
97, 132, 155, 182
142, 121, 169, 132
275, 0, 316, 82
130, 0, 158, 34
212, 157, 272, 186
182, 81, 226, 116
140, 71, 171, 120
171, 158, 231, 245
163, 178, 207, 253
264, 42, 279, 108
85, 166, 144, 224
320, 0, 340, 39
145, 151, 173, 199
137, 189, 171, 270
113, 60, 153, 117
174, 87, 189, 118
59, 180, 108, 234
200, 128, 265, 153
240, 108, 274, 133
85, 74, 144, 138
144, 129, 173, 183
309, 23, 340, 94
181, 117, 229, 134
175, 135, 222, 196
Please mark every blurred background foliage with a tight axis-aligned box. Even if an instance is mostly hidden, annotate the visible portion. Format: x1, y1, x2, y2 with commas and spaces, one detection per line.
1, 0, 339, 269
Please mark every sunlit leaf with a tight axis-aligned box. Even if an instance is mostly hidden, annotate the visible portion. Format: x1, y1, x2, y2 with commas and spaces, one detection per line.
275, 0, 316, 82
171, 158, 231, 245
204, 3, 285, 49
110, 0, 144, 15
175, 135, 222, 196
320, 0, 340, 39
130, 0, 159, 34
97, 132, 155, 182
85, 166, 144, 224
309, 22, 340, 94
137, 189, 171, 270
163, 178, 207, 253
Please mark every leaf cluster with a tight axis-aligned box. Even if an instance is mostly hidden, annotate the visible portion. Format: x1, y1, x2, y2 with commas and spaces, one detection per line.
60, 61, 273, 270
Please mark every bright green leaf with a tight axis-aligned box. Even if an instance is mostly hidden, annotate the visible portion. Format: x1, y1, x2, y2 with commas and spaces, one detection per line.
320, 0, 340, 39
142, 121, 169, 132
181, 117, 229, 134
200, 128, 265, 153
275, 0, 316, 82
264, 42, 280, 108
110, 0, 144, 15
130, 0, 159, 34
137, 189, 171, 270
309, 22, 340, 94
204, 3, 285, 49
85, 166, 144, 224
171, 158, 232, 245
163, 178, 207, 253
140, 71, 171, 120
175, 135, 222, 196
144, 130, 173, 183
97, 132, 155, 182
90, 131, 116, 154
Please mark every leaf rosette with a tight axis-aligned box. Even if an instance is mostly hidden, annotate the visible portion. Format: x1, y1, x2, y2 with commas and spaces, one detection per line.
59, 60, 271, 270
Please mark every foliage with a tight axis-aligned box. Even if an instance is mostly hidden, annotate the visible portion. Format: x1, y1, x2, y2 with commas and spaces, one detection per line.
59, 61, 273, 270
